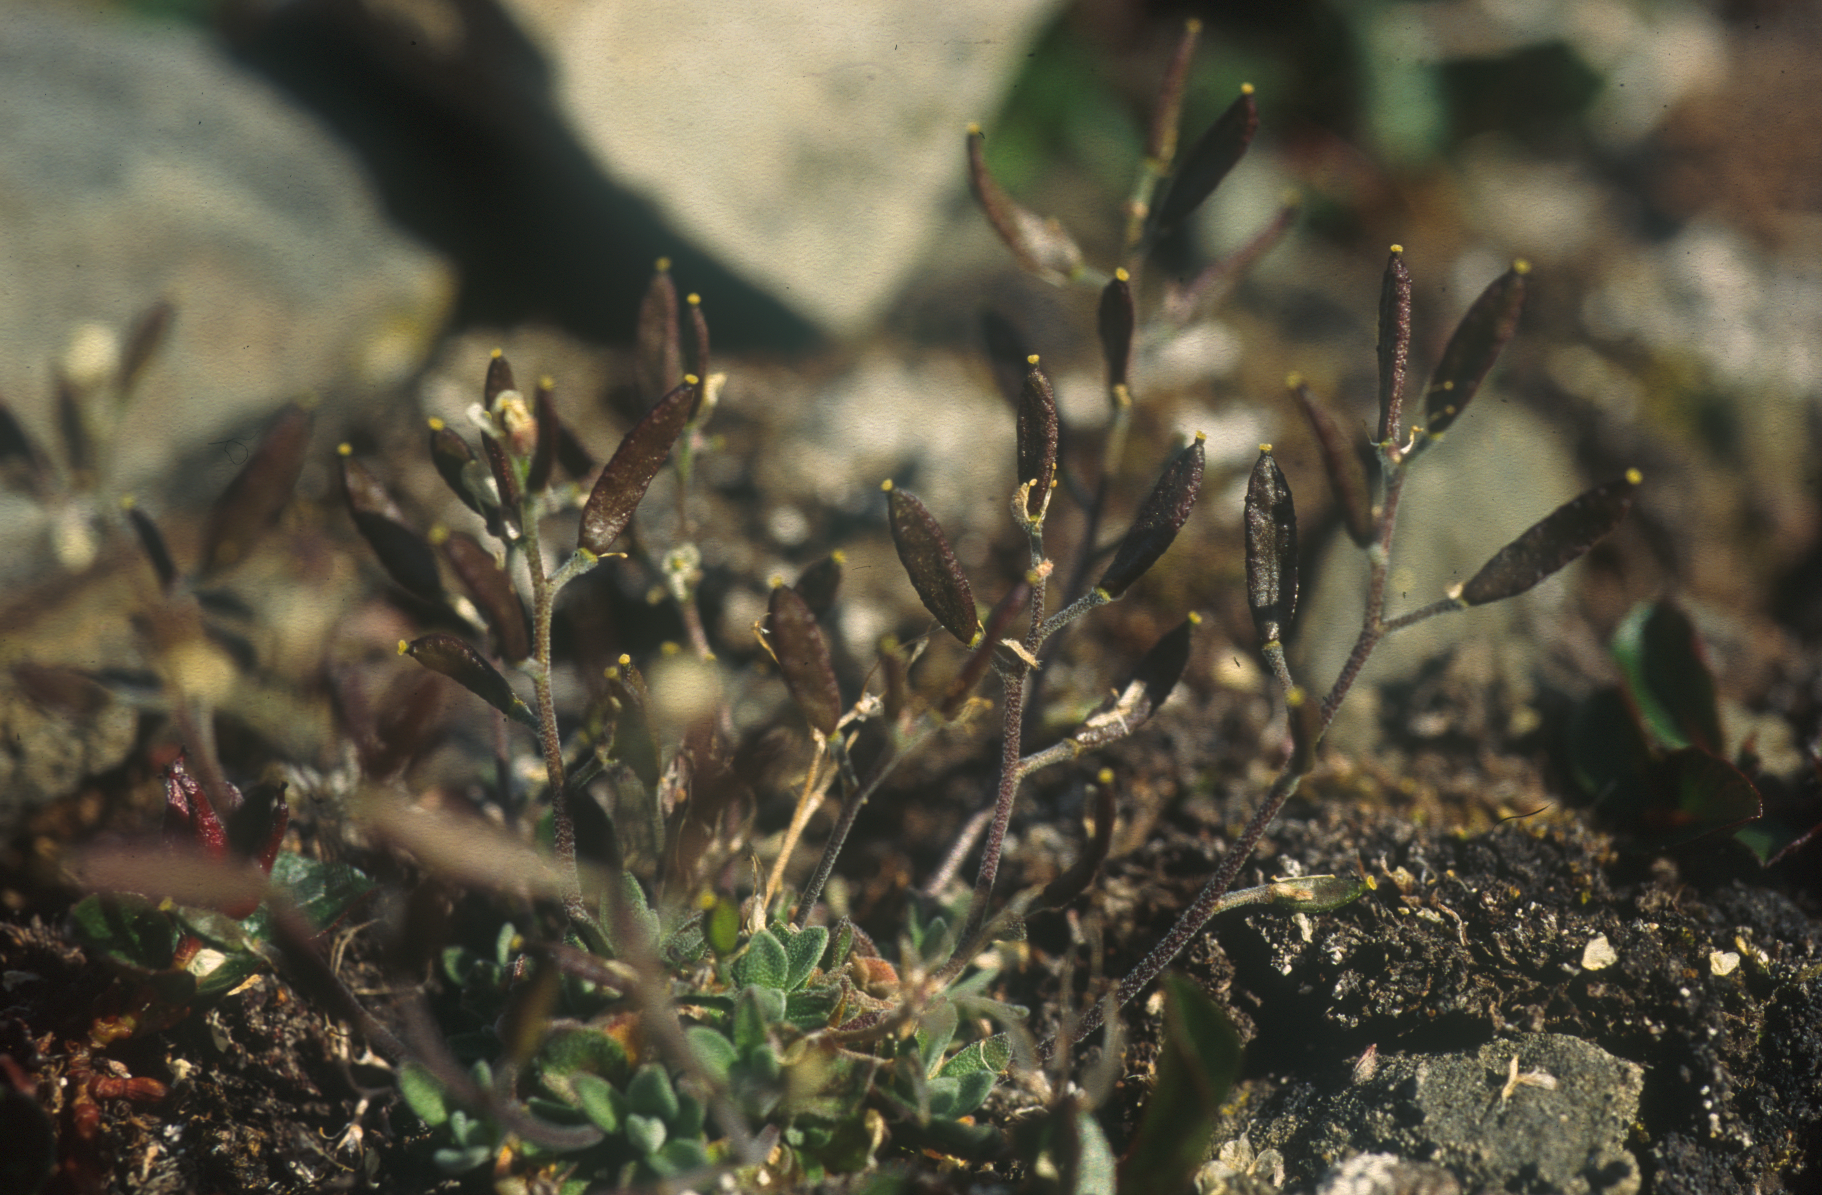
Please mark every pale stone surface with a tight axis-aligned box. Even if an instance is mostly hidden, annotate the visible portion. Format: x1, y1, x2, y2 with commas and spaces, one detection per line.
504, 0, 1065, 336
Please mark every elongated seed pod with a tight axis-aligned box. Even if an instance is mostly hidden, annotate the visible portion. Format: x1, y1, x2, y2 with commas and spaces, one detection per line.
1146, 18, 1202, 166
1098, 433, 1206, 599
341, 449, 445, 604
427, 419, 497, 531
400, 633, 539, 729
1017, 356, 1058, 518
526, 377, 558, 494
966, 125, 1085, 284
1288, 378, 1373, 547
122, 498, 177, 593
768, 583, 842, 736
1244, 447, 1298, 646
578, 378, 696, 556
1073, 614, 1197, 749
885, 483, 979, 645
1098, 270, 1135, 391
1149, 85, 1257, 239
443, 532, 530, 662
1376, 247, 1413, 443
200, 405, 313, 575
637, 260, 681, 404
1422, 261, 1528, 439
117, 299, 175, 399
484, 349, 516, 405
1456, 470, 1639, 606
793, 552, 844, 620
480, 432, 521, 534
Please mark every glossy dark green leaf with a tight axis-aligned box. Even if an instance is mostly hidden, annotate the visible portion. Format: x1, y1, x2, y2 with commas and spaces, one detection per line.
1290, 379, 1373, 547
200, 404, 313, 574
938, 578, 1029, 718
1117, 971, 1241, 1195
267, 851, 375, 934
1611, 597, 1722, 754
578, 379, 695, 556
117, 299, 175, 399
1150, 85, 1257, 239
1570, 685, 1653, 812
123, 500, 178, 593
1377, 246, 1413, 443
1243, 447, 1298, 645
443, 532, 530, 662
527, 376, 558, 494
637, 261, 682, 404
792, 552, 843, 619
768, 583, 842, 737
1098, 270, 1135, 391
1422, 261, 1528, 438
400, 632, 538, 729
1072, 615, 1196, 748
1098, 434, 1206, 599
484, 349, 516, 406
69, 892, 181, 972
1016, 357, 1058, 519
340, 452, 445, 604
886, 484, 979, 645
1457, 471, 1638, 607
966, 126, 1084, 284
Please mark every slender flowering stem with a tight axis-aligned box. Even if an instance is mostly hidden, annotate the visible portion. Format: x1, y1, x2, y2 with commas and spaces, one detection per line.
519, 496, 583, 918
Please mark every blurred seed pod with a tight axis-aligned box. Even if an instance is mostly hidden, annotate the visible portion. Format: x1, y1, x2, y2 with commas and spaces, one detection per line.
480, 432, 521, 536
1422, 261, 1528, 440
686, 293, 711, 385
885, 483, 979, 646
484, 349, 516, 405
1097, 433, 1206, 599
767, 583, 842, 737
117, 299, 175, 401
400, 633, 539, 729
1073, 614, 1197, 749
340, 449, 446, 605
527, 377, 559, 494
1149, 86, 1256, 240
0, 400, 49, 494
981, 311, 1035, 407
966, 125, 1085, 284
427, 419, 500, 535
603, 660, 662, 792
1376, 247, 1413, 443
553, 417, 597, 482
1034, 772, 1116, 912
1288, 379, 1373, 547
200, 404, 313, 575
1146, 18, 1202, 165
227, 779, 290, 881
361, 667, 447, 779
1456, 471, 1639, 607
163, 752, 230, 857
578, 378, 696, 557
55, 375, 92, 482
1016, 357, 1058, 518
878, 636, 910, 723
637, 260, 682, 404
938, 578, 1030, 719
443, 532, 530, 662
1244, 447, 1298, 646
793, 552, 844, 620
1098, 270, 1135, 391
121, 497, 178, 594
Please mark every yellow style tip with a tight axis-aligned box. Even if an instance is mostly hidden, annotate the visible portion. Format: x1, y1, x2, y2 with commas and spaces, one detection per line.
1241, 82, 1255, 95
427, 416, 445, 431
1625, 467, 1643, 485
1114, 267, 1130, 282
655, 257, 671, 272
119, 494, 137, 510
1259, 442, 1274, 454
1285, 371, 1304, 389
397, 640, 410, 656
687, 293, 701, 306
1026, 354, 1040, 366
490, 347, 504, 360
880, 478, 894, 492
1512, 258, 1532, 275
830, 549, 847, 564
337, 442, 353, 456
684, 373, 700, 386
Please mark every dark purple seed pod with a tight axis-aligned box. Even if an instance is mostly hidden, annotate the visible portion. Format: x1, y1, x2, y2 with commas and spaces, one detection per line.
1376, 246, 1413, 443
1146, 17, 1202, 166
1034, 772, 1116, 913
200, 404, 313, 575
1457, 470, 1639, 607
480, 432, 522, 534
340, 448, 446, 604
1288, 378, 1373, 548
527, 377, 559, 494
427, 419, 492, 523
637, 259, 682, 404
938, 578, 1030, 719
1422, 261, 1528, 439
966, 125, 1085, 284
1073, 613, 1197, 749
578, 378, 696, 557
1016, 356, 1059, 518
400, 632, 538, 729
885, 483, 979, 646
1149, 85, 1257, 240
1244, 446, 1298, 646
1098, 433, 1206, 599
793, 552, 844, 620
117, 299, 175, 399
122, 498, 178, 593
443, 532, 530, 662
981, 311, 1035, 407
484, 348, 516, 406
768, 583, 843, 737
1098, 270, 1136, 391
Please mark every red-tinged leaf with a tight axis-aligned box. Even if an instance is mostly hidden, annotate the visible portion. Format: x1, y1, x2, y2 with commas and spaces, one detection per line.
1611, 597, 1723, 754
117, 299, 175, 399
1146, 17, 1202, 165
885, 484, 978, 645
966, 126, 1085, 284
1377, 247, 1413, 443
577, 379, 696, 556
1150, 86, 1256, 239
1017, 356, 1058, 518
686, 292, 711, 383
938, 578, 1030, 718
164, 753, 230, 858
793, 552, 844, 620
526, 377, 559, 494
1099, 434, 1206, 599
1649, 748, 1763, 844
400, 633, 538, 729
340, 451, 445, 604
637, 260, 682, 404
480, 432, 521, 533
200, 405, 312, 575
484, 349, 516, 405
443, 532, 530, 662
1073, 615, 1196, 748
123, 499, 178, 593
1457, 471, 1638, 607
1098, 271, 1135, 391
1244, 447, 1298, 647
1289, 379, 1373, 547
768, 584, 842, 737
1422, 261, 1528, 439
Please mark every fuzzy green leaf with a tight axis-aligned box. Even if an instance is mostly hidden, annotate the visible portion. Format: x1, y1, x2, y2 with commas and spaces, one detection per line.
625, 1113, 667, 1156
735, 928, 789, 991
1118, 972, 1241, 1194
399, 1061, 451, 1127
937, 1033, 1011, 1078
917, 1000, 959, 1077
578, 379, 696, 556
687, 1026, 738, 1085
784, 925, 829, 992
626, 1064, 679, 1123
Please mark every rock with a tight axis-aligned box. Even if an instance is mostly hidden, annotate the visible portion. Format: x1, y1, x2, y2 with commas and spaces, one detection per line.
503, 0, 1066, 336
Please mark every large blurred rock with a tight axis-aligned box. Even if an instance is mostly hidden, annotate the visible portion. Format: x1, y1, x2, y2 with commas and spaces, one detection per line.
506, 0, 1064, 337
0, 5, 451, 543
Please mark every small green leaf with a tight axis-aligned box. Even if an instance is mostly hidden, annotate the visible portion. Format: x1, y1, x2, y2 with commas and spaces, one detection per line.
1117, 972, 1241, 1194
1244, 446, 1298, 645
625, 1113, 667, 1157
1421, 261, 1528, 439
784, 925, 829, 992
578, 379, 696, 556
626, 1064, 679, 1123
783, 985, 840, 1031
937, 1033, 1011, 1078
1651, 748, 1763, 844
1611, 597, 1722, 754
688, 1027, 738, 1084
735, 928, 789, 990
885, 484, 978, 646
652, 1137, 710, 1177
535, 1026, 631, 1098
399, 1061, 450, 1127
1098, 433, 1206, 599
1064, 1104, 1117, 1195
266, 852, 374, 934
916, 1000, 959, 1077
734, 985, 783, 1053
1457, 471, 1638, 607
571, 1073, 623, 1133
950, 1069, 996, 1117
399, 633, 538, 730
671, 1092, 704, 1139
69, 893, 179, 972
433, 1144, 493, 1174
706, 897, 740, 958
